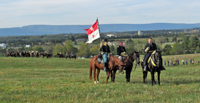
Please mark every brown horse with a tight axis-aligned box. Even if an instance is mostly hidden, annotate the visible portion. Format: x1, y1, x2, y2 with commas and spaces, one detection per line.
89, 55, 125, 84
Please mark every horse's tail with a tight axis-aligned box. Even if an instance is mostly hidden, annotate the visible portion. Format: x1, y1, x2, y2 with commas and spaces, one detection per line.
89, 57, 94, 80
89, 66, 92, 80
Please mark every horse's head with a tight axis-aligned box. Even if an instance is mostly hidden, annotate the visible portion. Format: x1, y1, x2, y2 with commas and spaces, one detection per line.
112, 56, 126, 73
152, 50, 162, 68
129, 51, 140, 64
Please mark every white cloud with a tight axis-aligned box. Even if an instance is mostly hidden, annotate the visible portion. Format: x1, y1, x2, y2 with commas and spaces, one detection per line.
0, 0, 200, 28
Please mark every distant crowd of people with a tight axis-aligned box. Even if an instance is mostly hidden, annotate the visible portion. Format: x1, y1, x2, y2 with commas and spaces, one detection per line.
164, 58, 200, 66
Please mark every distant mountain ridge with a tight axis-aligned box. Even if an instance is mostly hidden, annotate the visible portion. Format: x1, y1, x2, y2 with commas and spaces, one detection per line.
1, 23, 200, 36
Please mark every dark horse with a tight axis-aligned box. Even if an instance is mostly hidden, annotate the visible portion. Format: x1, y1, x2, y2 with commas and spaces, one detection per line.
35, 52, 40, 58
57, 53, 64, 58
40, 53, 52, 58
71, 54, 76, 59
65, 54, 71, 59
141, 50, 163, 86
122, 51, 140, 82
89, 55, 125, 84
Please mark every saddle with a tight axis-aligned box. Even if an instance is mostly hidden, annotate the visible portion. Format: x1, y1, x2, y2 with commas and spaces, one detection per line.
97, 53, 110, 64
97, 54, 104, 64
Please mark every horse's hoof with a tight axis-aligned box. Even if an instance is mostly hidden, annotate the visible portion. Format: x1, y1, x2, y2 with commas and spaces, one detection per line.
94, 81, 97, 84
97, 81, 99, 83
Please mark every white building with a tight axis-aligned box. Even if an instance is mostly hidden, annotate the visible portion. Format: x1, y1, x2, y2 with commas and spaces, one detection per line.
138, 30, 144, 35
25, 45, 31, 48
107, 34, 115, 37
0, 43, 6, 49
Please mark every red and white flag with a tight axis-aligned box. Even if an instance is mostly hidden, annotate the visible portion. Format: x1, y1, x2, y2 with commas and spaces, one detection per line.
84, 21, 100, 43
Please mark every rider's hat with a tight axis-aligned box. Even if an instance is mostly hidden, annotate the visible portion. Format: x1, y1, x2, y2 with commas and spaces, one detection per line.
104, 39, 108, 42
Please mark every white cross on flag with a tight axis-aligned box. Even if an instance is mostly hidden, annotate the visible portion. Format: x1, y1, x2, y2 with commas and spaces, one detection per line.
84, 21, 100, 43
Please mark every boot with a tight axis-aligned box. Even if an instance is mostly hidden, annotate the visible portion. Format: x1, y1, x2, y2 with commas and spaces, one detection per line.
103, 63, 107, 71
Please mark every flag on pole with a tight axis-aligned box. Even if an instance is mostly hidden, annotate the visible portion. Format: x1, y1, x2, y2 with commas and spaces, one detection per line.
84, 20, 100, 43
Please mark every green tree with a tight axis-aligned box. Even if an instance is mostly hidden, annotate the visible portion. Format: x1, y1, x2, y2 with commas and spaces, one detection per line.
90, 45, 99, 55
180, 33, 186, 38
157, 36, 165, 45
52, 44, 63, 56
63, 43, 78, 54
165, 37, 169, 42
74, 41, 77, 45
110, 45, 117, 55
163, 44, 172, 55
171, 37, 177, 42
63, 40, 73, 45
77, 43, 90, 57
125, 38, 133, 45
126, 42, 135, 54
196, 46, 200, 53
32, 46, 44, 52
171, 42, 184, 55
188, 36, 199, 52
182, 36, 190, 50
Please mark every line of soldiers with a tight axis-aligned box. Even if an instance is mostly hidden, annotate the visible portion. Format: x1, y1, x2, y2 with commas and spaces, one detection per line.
59, 51, 75, 56
7, 50, 40, 57
99, 38, 165, 71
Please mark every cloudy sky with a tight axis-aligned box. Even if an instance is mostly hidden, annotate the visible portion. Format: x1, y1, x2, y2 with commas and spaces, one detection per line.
0, 0, 200, 28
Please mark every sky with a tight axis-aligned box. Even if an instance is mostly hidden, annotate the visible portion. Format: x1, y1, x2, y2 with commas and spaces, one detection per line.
0, 0, 200, 28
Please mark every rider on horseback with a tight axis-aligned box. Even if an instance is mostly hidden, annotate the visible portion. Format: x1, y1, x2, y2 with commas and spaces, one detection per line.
100, 39, 111, 71
117, 41, 127, 62
71, 52, 74, 56
143, 38, 166, 71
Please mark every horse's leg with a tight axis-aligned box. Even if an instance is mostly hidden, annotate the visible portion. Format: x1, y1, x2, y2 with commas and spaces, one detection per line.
111, 71, 113, 82
93, 68, 96, 84
153, 72, 157, 84
106, 70, 110, 84
126, 68, 131, 82
158, 71, 160, 85
151, 71, 155, 86
96, 69, 100, 83
113, 70, 117, 83
143, 71, 147, 83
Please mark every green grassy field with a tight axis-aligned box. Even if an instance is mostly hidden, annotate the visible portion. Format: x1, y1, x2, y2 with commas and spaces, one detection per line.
1, 54, 200, 102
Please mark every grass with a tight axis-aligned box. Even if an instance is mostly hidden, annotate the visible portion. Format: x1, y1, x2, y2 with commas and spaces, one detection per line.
1, 54, 200, 102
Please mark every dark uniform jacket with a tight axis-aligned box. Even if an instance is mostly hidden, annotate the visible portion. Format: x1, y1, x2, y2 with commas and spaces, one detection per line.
117, 46, 126, 55
100, 44, 110, 53
143, 42, 157, 63
144, 42, 157, 53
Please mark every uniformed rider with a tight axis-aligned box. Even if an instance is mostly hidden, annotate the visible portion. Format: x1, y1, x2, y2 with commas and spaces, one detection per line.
117, 41, 127, 62
143, 38, 157, 71
100, 39, 111, 71
143, 38, 166, 71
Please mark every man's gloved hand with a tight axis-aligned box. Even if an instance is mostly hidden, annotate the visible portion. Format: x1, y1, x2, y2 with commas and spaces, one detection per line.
121, 52, 128, 57
145, 47, 150, 53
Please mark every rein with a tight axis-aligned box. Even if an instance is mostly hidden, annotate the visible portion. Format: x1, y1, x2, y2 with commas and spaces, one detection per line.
125, 53, 138, 71
148, 50, 158, 67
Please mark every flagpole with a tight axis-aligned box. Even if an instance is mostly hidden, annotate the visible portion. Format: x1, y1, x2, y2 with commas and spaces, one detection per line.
97, 17, 102, 45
